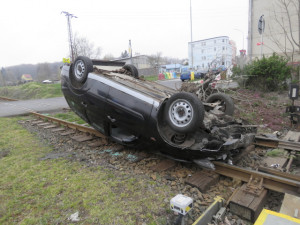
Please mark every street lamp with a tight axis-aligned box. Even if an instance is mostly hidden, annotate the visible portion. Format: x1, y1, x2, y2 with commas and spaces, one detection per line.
190, 0, 194, 69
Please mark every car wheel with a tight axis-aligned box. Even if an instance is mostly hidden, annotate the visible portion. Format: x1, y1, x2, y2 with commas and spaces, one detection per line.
206, 93, 234, 116
71, 56, 93, 84
165, 92, 204, 133
123, 64, 139, 78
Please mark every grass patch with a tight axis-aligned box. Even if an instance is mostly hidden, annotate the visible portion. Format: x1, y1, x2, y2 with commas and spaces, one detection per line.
0, 82, 62, 100
266, 148, 285, 157
239, 111, 257, 124
52, 111, 87, 125
0, 117, 172, 224
266, 95, 278, 101
143, 75, 159, 81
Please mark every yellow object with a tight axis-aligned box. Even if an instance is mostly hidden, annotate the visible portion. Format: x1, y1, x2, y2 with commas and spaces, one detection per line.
63, 58, 71, 64
254, 209, 300, 225
185, 206, 191, 212
191, 71, 194, 80
167, 72, 171, 79
192, 196, 224, 225
21, 74, 33, 81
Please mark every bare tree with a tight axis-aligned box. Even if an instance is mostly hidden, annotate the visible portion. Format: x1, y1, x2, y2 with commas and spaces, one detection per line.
120, 50, 129, 58
36, 63, 51, 82
162, 56, 182, 65
102, 54, 115, 60
205, 50, 228, 71
0, 68, 6, 87
147, 52, 163, 68
269, 0, 300, 62
73, 33, 102, 59
0, 68, 18, 86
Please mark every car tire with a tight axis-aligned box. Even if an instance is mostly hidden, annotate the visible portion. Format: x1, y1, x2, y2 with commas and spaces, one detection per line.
206, 93, 234, 116
123, 64, 139, 78
165, 92, 204, 133
71, 56, 93, 84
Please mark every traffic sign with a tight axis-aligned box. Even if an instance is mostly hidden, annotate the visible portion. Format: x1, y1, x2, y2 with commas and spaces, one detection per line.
258, 15, 265, 35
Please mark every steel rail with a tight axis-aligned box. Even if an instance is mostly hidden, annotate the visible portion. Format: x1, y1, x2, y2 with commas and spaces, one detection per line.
31, 112, 107, 139
254, 136, 279, 148
258, 166, 300, 182
214, 161, 300, 196
0, 96, 18, 101
255, 135, 300, 151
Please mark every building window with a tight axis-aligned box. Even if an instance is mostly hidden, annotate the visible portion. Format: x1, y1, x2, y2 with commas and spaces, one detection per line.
214, 47, 216, 51
214, 40, 216, 44
222, 47, 225, 50
201, 42, 206, 46
201, 50, 204, 53
222, 39, 224, 42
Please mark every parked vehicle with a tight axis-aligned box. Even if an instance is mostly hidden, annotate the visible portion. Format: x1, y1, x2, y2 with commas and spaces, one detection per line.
180, 71, 205, 81
61, 56, 255, 164
42, 80, 53, 84
180, 72, 191, 81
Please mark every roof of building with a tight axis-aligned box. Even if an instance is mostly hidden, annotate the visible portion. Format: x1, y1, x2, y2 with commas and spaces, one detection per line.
189, 36, 229, 44
164, 64, 183, 69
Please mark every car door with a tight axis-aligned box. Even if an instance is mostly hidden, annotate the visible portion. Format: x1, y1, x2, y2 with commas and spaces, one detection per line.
84, 78, 110, 135
105, 86, 153, 136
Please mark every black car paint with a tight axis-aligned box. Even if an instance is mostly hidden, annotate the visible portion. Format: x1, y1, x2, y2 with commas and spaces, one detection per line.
62, 65, 164, 144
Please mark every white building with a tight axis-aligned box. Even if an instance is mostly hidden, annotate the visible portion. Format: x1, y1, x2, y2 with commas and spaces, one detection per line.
188, 36, 233, 71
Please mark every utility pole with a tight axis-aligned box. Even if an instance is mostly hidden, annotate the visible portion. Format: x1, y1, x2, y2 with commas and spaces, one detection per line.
190, 0, 194, 70
62, 11, 77, 62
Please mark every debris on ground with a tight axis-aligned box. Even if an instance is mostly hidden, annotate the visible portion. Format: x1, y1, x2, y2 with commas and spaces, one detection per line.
181, 78, 291, 133
68, 211, 80, 222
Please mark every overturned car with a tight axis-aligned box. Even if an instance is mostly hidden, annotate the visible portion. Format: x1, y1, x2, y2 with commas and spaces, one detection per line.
61, 56, 256, 164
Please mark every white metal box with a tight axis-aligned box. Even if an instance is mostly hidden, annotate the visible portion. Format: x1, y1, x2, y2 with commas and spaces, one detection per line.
170, 194, 193, 215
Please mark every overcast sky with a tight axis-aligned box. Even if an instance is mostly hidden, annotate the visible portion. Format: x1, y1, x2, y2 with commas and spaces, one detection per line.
0, 0, 248, 67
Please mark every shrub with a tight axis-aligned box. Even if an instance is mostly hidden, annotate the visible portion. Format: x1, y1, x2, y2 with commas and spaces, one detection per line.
233, 53, 292, 91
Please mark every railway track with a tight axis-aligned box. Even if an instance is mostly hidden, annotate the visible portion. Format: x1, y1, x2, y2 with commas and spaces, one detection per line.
214, 161, 300, 196
25, 112, 300, 197
0, 96, 18, 102
31, 112, 107, 140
